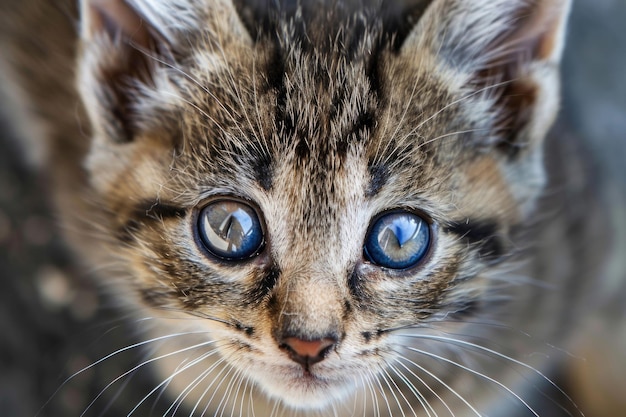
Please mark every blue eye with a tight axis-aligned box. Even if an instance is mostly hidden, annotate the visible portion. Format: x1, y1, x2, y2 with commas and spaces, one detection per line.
198, 200, 264, 260
364, 211, 431, 270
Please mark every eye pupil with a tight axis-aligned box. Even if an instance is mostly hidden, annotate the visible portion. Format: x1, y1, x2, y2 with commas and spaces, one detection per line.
198, 200, 264, 260
364, 211, 431, 270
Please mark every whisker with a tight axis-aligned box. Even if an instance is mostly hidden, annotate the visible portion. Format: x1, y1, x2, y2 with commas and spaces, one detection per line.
379, 365, 414, 417
163, 351, 226, 416
80, 338, 217, 416
399, 344, 540, 417
198, 357, 238, 416
97, 365, 138, 417
393, 348, 483, 417
268, 393, 281, 417
393, 360, 449, 417
359, 372, 379, 417
396, 331, 583, 415
415, 128, 487, 151
248, 374, 258, 417
379, 78, 516, 170
415, 79, 513, 133
374, 75, 426, 168
236, 371, 252, 417
382, 127, 489, 172
37, 330, 213, 416
370, 368, 394, 417
159, 90, 232, 139
216, 367, 245, 417
386, 362, 435, 417
130, 350, 215, 416
233, 370, 250, 417
186, 357, 228, 416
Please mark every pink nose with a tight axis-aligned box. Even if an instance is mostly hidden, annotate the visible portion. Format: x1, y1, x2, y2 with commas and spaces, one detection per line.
281, 337, 336, 368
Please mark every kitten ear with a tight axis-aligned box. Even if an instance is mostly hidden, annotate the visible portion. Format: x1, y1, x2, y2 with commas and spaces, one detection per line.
79, 0, 172, 143
402, 0, 571, 154
78, 0, 251, 143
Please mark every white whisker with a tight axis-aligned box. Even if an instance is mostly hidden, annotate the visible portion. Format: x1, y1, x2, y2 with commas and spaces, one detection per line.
163, 351, 226, 416
401, 344, 540, 417
397, 333, 584, 416
80, 338, 217, 416
38, 330, 213, 415
370, 369, 395, 417
186, 357, 229, 416
198, 357, 239, 416
216, 367, 245, 417
386, 362, 435, 417
129, 347, 220, 416
379, 365, 415, 417
393, 348, 483, 417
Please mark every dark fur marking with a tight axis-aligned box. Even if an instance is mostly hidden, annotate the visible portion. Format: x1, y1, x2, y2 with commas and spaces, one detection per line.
247, 145, 274, 190
295, 136, 310, 159
348, 268, 371, 306
249, 265, 281, 304
446, 219, 506, 262
361, 329, 385, 343
266, 292, 279, 318
266, 43, 285, 92
118, 218, 141, 243
235, 322, 255, 336
381, 0, 435, 52
329, 85, 347, 123
140, 288, 172, 309
118, 202, 186, 242
366, 162, 389, 197
344, 110, 376, 149
138, 202, 187, 221
265, 42, 289, 142
342, 299, 353, 321
336, 137, 349, 158
363, 38, 383, 101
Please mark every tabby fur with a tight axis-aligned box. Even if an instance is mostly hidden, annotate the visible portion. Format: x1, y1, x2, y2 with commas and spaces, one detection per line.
1, 0, 617, 416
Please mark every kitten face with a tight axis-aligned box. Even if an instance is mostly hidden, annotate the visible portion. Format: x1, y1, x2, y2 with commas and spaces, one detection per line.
77, 0, 570, 412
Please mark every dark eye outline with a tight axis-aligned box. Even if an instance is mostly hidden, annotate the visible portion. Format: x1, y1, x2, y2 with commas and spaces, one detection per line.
363, 209, 435, 271
193, 197, 266, 263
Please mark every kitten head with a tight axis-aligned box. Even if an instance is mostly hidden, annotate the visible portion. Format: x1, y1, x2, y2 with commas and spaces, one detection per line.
77, 0, 570, 411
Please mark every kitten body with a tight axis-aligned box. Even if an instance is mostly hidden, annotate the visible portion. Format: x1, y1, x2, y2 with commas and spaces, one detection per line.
0, 0, 621, 416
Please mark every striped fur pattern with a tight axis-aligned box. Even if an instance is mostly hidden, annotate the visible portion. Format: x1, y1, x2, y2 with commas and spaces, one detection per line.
2, 0, 596, 415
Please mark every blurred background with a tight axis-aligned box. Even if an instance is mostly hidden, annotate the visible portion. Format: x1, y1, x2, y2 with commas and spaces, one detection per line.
1, 0, 625, 416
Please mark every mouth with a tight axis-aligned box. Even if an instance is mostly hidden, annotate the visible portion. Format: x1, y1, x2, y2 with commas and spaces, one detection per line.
241, 361, 359, 410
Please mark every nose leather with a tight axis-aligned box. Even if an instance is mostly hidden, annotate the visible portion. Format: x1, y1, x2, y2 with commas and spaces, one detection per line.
281, 337, 336, 368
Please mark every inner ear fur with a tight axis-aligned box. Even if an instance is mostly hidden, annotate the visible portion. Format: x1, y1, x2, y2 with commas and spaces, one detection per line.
473, 0, 571, 156
79, 0, 253, 144
83, 0, 153, 47
80, 0, 173, 143
402, 0, 571, 154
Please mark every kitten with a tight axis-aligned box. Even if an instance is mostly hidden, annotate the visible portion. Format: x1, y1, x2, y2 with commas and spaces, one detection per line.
0, 0, 616, 415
